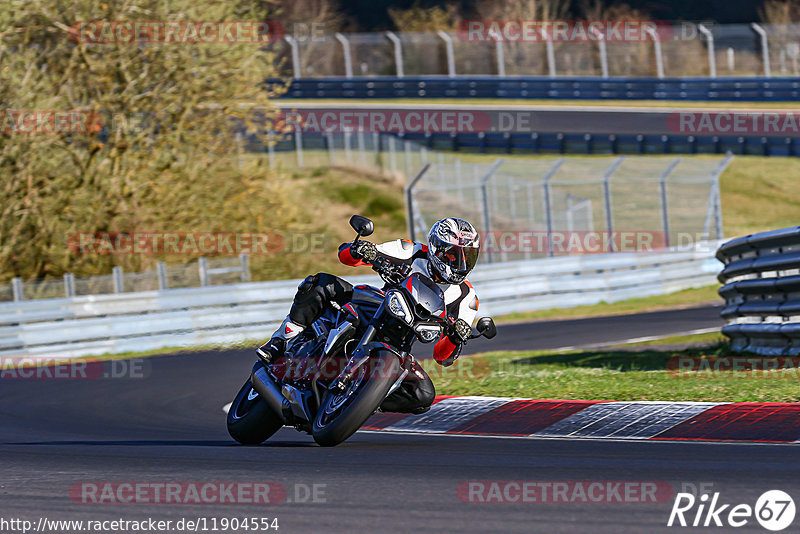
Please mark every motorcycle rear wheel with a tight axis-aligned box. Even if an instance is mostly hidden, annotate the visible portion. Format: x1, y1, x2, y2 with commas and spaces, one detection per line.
312, 350, 400, 447
227, 377, 283, 444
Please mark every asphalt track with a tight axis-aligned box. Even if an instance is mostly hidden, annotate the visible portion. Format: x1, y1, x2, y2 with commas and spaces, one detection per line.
6, 304, 797, 534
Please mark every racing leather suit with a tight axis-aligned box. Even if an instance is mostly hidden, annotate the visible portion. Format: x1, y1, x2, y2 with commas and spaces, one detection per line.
283, 238, 479, 414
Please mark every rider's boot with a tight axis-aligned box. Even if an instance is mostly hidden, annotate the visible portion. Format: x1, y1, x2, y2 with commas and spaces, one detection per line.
256, 316, 305, 364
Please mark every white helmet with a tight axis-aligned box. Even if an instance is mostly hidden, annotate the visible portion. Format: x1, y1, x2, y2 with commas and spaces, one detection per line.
427, 218, 480, 284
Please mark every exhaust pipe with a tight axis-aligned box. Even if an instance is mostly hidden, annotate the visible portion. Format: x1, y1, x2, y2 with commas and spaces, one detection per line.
251, 364, 291, 423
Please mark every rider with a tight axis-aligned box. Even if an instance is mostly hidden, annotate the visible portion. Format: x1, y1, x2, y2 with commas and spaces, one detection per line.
257, 217, 481, 414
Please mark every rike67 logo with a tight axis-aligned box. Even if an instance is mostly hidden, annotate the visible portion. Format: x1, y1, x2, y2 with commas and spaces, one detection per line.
668, 490, 795, 531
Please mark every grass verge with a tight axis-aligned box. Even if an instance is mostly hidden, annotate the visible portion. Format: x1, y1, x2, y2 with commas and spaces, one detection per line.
494, 285, 720, 323
433, 334, 800, 403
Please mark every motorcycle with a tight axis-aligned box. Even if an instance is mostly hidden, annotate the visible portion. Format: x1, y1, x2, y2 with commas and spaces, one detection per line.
227, 215, 497, 447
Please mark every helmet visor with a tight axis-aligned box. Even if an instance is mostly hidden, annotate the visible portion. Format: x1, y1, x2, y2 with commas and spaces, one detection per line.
430, 234, 480, 276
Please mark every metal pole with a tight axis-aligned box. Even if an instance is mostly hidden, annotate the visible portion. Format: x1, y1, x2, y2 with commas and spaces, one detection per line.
385, 31, 404, 77
334, 32, 353, 78
326, 132, 335, 166
404, 140, 412, 178
602, 156, 625, 252
437, 30, 456, 77
542, 159, 565, 257
710, 153, 733, 240
344, 131, 352, 163
479, 159, 506, 264
357, 130, 366, 168
405, 163, 431, 242
388, 135, 398, 176
64, 273, 75, 298
294, 128, 304, 167
657, 158, 681, 247
112, 266, 124, 293
751, 23, 772, 77
267, 130, 275, 168
546, 39, 556, 77
698, 24, 716, 78
645, 26, 664, 78
727, 47, 735, 73
495, 40, 506, 76
157, 262, 168, 290
284, 35, 301, 77
198, 257, 209, 287
592, 27, 609, 78
12, 277, 23, 301
240, 254, 251, 283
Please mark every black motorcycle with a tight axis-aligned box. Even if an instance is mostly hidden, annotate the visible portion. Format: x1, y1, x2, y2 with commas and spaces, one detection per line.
227, 215, 496, 447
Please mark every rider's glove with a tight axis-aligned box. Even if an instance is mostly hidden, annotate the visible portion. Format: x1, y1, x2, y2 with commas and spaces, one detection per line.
350, 240, 378, 262
439, 343, 462, 367
451, 318, 472, 344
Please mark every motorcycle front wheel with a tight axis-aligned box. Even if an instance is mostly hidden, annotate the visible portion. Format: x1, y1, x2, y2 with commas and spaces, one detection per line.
312, 350, 401, 447
227, 374, 284, 445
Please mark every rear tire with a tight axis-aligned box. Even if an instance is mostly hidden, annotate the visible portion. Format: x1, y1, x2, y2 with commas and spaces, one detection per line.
227, 377, 283, 445
312, 351, 400, 447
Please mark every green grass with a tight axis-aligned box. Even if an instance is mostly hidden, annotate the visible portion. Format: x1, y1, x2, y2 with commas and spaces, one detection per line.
288, 98, 800, 110
495, 285, 720, 323
433, 335, 800, 402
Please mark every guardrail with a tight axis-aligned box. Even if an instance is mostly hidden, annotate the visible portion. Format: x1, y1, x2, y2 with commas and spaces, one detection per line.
0, 243, 721, 360
279, 76, 800, 101
718, 227, 800, 355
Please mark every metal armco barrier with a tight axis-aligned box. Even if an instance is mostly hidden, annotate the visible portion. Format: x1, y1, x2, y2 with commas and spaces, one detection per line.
718, 226, 800, 355
0, 244, 720, 360
278, 76, 800, 102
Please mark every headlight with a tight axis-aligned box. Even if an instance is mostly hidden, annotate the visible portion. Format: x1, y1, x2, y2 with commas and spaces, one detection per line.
414, 324, 442, 343
387, 291, 413, 324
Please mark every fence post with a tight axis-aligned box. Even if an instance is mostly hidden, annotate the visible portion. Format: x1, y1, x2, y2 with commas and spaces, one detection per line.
334, 32, 353, 78
601, 156, 625, 252
64, 273, 75, 298
658, 158, 681, 247
326, 132, 335, 166
404, 139, 412, 178
11, 277, 23, 301
294, 129, 304, 167
267, 130, 276, 168
645, 26, 664, 78
385, 31, 404, 77
698, 24, 716, 78
751, 23, 771, 77
388, 135, 398, 177
495, 40, 506, 76
112, 266, 124, 294
357, 130, 367, 168
545, 36, 556, 77
592, 27, 609, 78
284, 35, 301, 77
480, 159, 506, 264
405, 163, 431, 242
157, 262, 168, 290
541, 158, 565, 257
437, 30, 456, 77
240, 253, 251, 283
704, 153, 733, 240
198, 257, 210, 287
727, 47, 735, 73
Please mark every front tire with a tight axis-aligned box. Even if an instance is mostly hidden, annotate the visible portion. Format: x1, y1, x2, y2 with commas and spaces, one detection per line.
312, 350, 401, 447
227, 377, 283, 445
